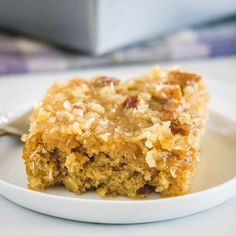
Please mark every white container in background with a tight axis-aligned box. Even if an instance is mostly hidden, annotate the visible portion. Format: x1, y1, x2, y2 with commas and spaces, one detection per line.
0, 0, 236, 54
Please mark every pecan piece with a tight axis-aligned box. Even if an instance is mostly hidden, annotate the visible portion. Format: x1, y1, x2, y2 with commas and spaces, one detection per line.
170, 120, 190, 136
169, 71, 201, 87
93, 76, 120, 87
123, 95, 138, 109
72, 104, 82, 109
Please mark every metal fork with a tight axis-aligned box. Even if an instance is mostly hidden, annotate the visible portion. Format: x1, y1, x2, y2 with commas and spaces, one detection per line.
0, 109, 32, 137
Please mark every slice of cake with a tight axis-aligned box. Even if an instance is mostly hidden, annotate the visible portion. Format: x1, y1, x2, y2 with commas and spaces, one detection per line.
22, 67, 208, 198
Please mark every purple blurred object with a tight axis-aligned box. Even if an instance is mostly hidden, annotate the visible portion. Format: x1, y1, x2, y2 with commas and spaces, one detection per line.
0, 16, 236, 75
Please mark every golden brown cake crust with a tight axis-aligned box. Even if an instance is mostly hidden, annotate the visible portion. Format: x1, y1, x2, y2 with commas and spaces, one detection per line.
22, 66, 209, 198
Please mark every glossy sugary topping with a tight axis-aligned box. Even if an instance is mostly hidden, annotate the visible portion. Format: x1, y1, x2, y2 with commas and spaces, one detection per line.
27, 67, 207, 141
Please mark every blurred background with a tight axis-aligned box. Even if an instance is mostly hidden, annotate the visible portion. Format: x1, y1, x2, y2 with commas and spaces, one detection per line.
0, 0, 236, 75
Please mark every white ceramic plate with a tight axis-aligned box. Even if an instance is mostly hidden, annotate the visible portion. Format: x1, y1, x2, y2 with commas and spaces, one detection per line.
0, 111, 236, 224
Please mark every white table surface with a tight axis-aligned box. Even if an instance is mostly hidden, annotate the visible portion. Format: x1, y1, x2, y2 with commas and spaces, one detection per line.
0, 57, 236, 236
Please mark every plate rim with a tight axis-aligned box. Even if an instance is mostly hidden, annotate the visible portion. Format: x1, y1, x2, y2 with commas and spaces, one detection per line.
1, 175, 236, 205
